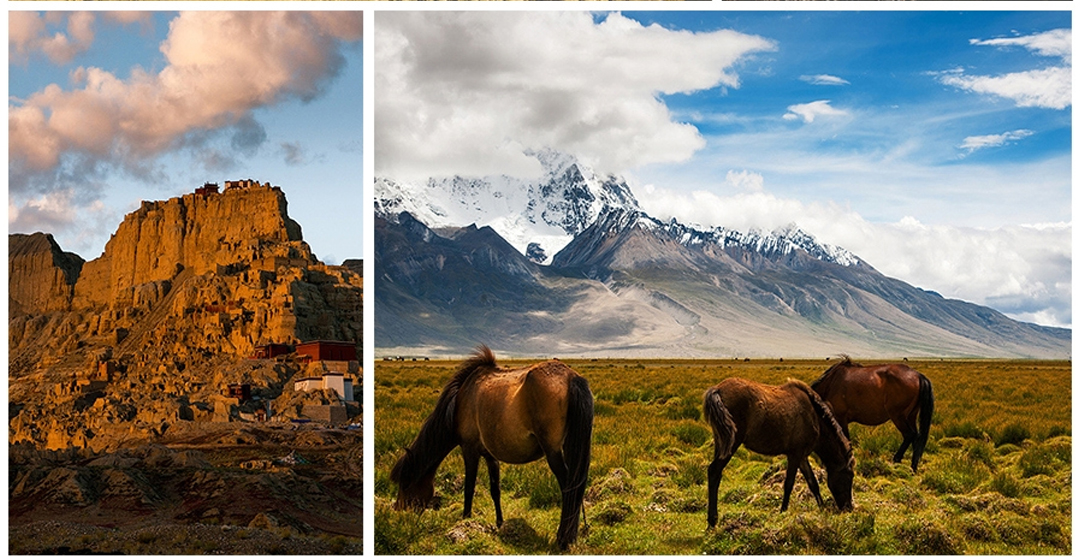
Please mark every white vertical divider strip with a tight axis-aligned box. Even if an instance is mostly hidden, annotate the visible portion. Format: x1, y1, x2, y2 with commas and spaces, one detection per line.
362, 7, 376, 557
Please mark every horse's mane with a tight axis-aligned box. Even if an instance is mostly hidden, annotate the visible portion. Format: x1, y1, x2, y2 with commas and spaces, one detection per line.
390, 345, 498, 486
810, 354, 858, 395
790, 380, 853, 466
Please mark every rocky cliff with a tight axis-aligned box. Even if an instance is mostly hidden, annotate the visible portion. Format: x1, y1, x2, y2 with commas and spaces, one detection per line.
9, 183, 363, 451
9, 233, 85, 315
72, 186, 305, 310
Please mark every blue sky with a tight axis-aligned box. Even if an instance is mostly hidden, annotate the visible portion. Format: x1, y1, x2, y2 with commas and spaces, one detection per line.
624, 11, 1070, 226
10, 12, 363, 264
376, 11, 1070, 328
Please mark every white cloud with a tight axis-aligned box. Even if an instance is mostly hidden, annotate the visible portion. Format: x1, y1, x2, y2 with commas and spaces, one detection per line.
970, 28, 1071, 62
782, 100, 847, 123
635, 185, 1071, 328
941, 67, 1071, 110
10, 12, 363, 179
375, 12, 776, 182
799, 74, 849, 86
942, 29, 1071, 110
959, 129, 1034, 152
724, 169, 764, 192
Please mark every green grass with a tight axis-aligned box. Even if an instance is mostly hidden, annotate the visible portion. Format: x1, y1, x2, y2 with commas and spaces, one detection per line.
375, 358, 1070, 554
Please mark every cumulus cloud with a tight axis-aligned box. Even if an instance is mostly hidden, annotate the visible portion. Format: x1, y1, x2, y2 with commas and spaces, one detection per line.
10, 12, 96, 65
782, 100, 847, 123
10, 11, 362, 255
10, 11, 363, 185
959, 129, 1034, 152
375, 12, 775, 182
941, 29, 1071, 109
636, 184, 1071, 328
10, 12, 154, 66
799, 74, 849, 86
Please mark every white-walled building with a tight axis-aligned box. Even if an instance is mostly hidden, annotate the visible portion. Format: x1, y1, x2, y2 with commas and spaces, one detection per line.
294, 372, 354, 401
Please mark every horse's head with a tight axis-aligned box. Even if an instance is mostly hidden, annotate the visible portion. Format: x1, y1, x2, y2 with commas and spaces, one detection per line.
825, 454, 855, 511
808, 385, 855, 512
390, 448, 436, 511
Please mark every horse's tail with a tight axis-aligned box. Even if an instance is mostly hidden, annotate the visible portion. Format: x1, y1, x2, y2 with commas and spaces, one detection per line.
557, 373, 593, 550
703, 386, 737, 462
913, 374, 934, 473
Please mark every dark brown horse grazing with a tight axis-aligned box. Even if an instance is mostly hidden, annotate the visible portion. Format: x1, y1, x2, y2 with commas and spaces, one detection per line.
390, 346, 593, 550
811, 356, 934, 473
704, 378, 854, 528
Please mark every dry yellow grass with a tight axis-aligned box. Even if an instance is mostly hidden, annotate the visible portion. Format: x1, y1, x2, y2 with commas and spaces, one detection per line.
375, 357, 1070, 554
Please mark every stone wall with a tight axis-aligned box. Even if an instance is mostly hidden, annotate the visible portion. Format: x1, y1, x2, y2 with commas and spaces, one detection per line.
300, 404, 347, 425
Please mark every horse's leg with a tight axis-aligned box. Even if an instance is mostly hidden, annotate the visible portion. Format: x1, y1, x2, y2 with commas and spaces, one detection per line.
483, 455, 503, 527
544, 450, 576, 550
707, 454, 733, 529
890, 415, 917, 466
798, 460, 824, 508
461, 447, 481, 519
780, 457, 801, 512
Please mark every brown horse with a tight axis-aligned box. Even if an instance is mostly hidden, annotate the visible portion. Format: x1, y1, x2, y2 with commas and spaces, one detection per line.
704, 378, 853, 528
811, 356, 934, 473
390, 346, 593, 550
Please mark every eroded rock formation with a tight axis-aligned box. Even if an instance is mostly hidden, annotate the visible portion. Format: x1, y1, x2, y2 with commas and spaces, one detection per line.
9, 233, 84, 314
9, 183, 362, 450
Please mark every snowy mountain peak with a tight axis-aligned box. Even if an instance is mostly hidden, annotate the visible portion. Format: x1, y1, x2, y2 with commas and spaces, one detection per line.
525, 147, 580, 180
376, 150, 856, 268
576, 207, 860, 268
375, 151, 639, 263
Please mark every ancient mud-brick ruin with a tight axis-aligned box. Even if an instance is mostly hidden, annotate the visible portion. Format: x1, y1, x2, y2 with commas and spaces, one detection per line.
9, 181, 363, 450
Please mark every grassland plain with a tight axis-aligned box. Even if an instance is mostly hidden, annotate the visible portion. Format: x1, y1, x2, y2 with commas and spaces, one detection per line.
374, 358, 1070, 554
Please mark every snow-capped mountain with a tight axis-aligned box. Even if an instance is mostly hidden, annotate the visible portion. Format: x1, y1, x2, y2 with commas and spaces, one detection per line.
375, 149, 857, 268
375, 149, 638, 263
552, 207, 861, 270
374, 149, 1069, 358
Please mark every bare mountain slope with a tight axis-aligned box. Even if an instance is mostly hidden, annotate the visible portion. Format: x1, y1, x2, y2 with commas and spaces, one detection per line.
376, 207, 1068, 358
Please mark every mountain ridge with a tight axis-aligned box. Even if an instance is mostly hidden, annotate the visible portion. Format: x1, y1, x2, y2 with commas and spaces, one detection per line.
375, 153, 1069, 359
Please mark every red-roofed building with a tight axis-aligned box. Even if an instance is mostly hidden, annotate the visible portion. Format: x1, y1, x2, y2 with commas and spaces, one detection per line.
251, 343, 291, 359
296, 340, 357, 362
195, 182, 219, 197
